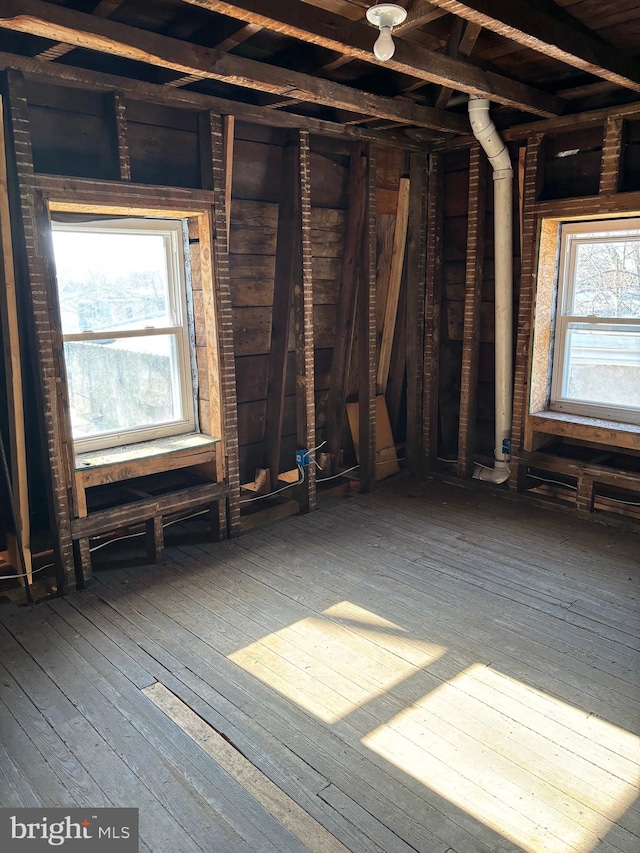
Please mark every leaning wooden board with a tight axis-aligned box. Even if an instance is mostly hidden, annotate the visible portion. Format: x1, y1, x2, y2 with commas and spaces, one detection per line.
346, 395, 399, 480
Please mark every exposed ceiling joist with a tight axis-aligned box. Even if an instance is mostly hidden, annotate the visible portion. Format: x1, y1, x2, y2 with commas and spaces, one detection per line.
0, 50, 421, 148
0, 0, 468, 132
434, 19, 482, 108
181, 0, 565, 116
394, 0, 449, 35
423, 0, 640, 92
37, 0, 127, 61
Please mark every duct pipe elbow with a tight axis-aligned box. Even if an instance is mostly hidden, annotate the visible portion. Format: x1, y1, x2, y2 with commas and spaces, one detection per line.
468, 96, 512, 174
472, 463, 510, 484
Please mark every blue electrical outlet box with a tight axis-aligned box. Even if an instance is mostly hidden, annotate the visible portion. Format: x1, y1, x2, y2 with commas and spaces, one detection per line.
295, 449, 311, 466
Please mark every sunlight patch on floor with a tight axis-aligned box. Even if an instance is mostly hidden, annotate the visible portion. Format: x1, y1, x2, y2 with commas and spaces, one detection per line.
362, 664, 640, 853
228, 601, 446, 723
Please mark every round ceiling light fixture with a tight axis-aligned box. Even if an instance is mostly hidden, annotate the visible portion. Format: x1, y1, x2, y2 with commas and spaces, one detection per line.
365, 3, 407, 62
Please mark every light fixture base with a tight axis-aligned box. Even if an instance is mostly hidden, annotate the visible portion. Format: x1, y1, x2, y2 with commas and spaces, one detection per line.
366, 3, 408, 29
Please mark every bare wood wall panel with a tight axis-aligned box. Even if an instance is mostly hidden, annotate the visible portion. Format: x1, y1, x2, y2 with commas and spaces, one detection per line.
325, 142, 368, 474
3, 70, 76, 591
263, 135, 302, 486
457, 145, 487, 479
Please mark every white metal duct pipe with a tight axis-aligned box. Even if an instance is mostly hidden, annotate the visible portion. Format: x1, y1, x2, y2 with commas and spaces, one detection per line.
468, 96, 513, 484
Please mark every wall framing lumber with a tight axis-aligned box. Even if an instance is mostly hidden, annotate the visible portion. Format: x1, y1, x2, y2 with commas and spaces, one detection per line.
202, 112, 241, 536
509, 133, 545, 491
599, 115, 625, 195
405, 150, 428, 473
2, 70, 76, 592
536, 190, 640, 219
37, 174, 215, 214
325, 143, 368, 474
106, 90, 131, 182
377, 176, 410, 395
457, 144, 487, 478
263, 136, 302, 489
222, 115, 234, 241
0, 95, 31, 584
358, 144, 377, 493
423, 153, 445, 467
195, 212, 225, 475
293, 130, 316, 513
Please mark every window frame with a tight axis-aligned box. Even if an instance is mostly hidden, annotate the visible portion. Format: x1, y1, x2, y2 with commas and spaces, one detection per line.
51, 216, 197, 452
549, 217, 640, 426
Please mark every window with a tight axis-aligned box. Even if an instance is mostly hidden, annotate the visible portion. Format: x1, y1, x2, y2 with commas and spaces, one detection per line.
51, 218, 195, 451
550, 219, 640, 425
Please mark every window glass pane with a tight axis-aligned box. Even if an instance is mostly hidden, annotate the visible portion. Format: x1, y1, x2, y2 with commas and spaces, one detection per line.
563, 323, 640, 409
64, 335, 182, 439
52, 230, 173, 334
572, 239, 640, 318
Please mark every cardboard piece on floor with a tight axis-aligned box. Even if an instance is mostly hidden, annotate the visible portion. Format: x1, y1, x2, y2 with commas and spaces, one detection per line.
346, 395, 399, 481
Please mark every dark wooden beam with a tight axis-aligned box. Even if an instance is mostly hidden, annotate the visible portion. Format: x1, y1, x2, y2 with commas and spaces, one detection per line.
2, 70, 77, 591
434, 20, 482, 109
202, 112, 241, 535
0, 52, 422, 149
457, 144, 487, 478
424, 0, 640, 92
358, 143, 377, 493
105, 91, 131, 181
325, 143, 368, 474
182, 0, 565, 116
508, 134, 544, 492
37, 0, 126, 61
263, 136, 300, 489
0, 0, 468, 133
293, 130, 316, 513
394, 1, 450, 34
405, 150, 428, 473
599, 115, 624, 195
422, 152, 445, 467
169, 22, 262, 88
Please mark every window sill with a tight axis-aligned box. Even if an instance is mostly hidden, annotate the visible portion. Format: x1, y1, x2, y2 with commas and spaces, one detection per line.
75, 433, 220, 488
527, 411, 640, 452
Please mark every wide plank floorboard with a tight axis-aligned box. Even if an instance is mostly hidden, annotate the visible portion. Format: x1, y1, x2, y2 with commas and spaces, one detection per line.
1, 479, 638, 853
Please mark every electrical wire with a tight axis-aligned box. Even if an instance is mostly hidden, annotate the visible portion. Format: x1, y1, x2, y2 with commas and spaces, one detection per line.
89, 507, 213, 554
316, 464, 360, 482
0, 561, 54, 582
528, 474, 640, 506
527, 474, 578, 491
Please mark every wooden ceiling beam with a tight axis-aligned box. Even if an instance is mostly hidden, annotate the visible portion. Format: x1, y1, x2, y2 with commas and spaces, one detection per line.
434, 20, 482, 108
169, 21, 262, 87
181, 0, 564, 116
36, 0, 126, 61
394, 0, 450, 35
422, 0, 640, 92
0, 50, 423, 147
0, 0, 468, 132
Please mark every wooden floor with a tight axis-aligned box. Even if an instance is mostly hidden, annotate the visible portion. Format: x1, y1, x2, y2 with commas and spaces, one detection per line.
1, 478, 639, 853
